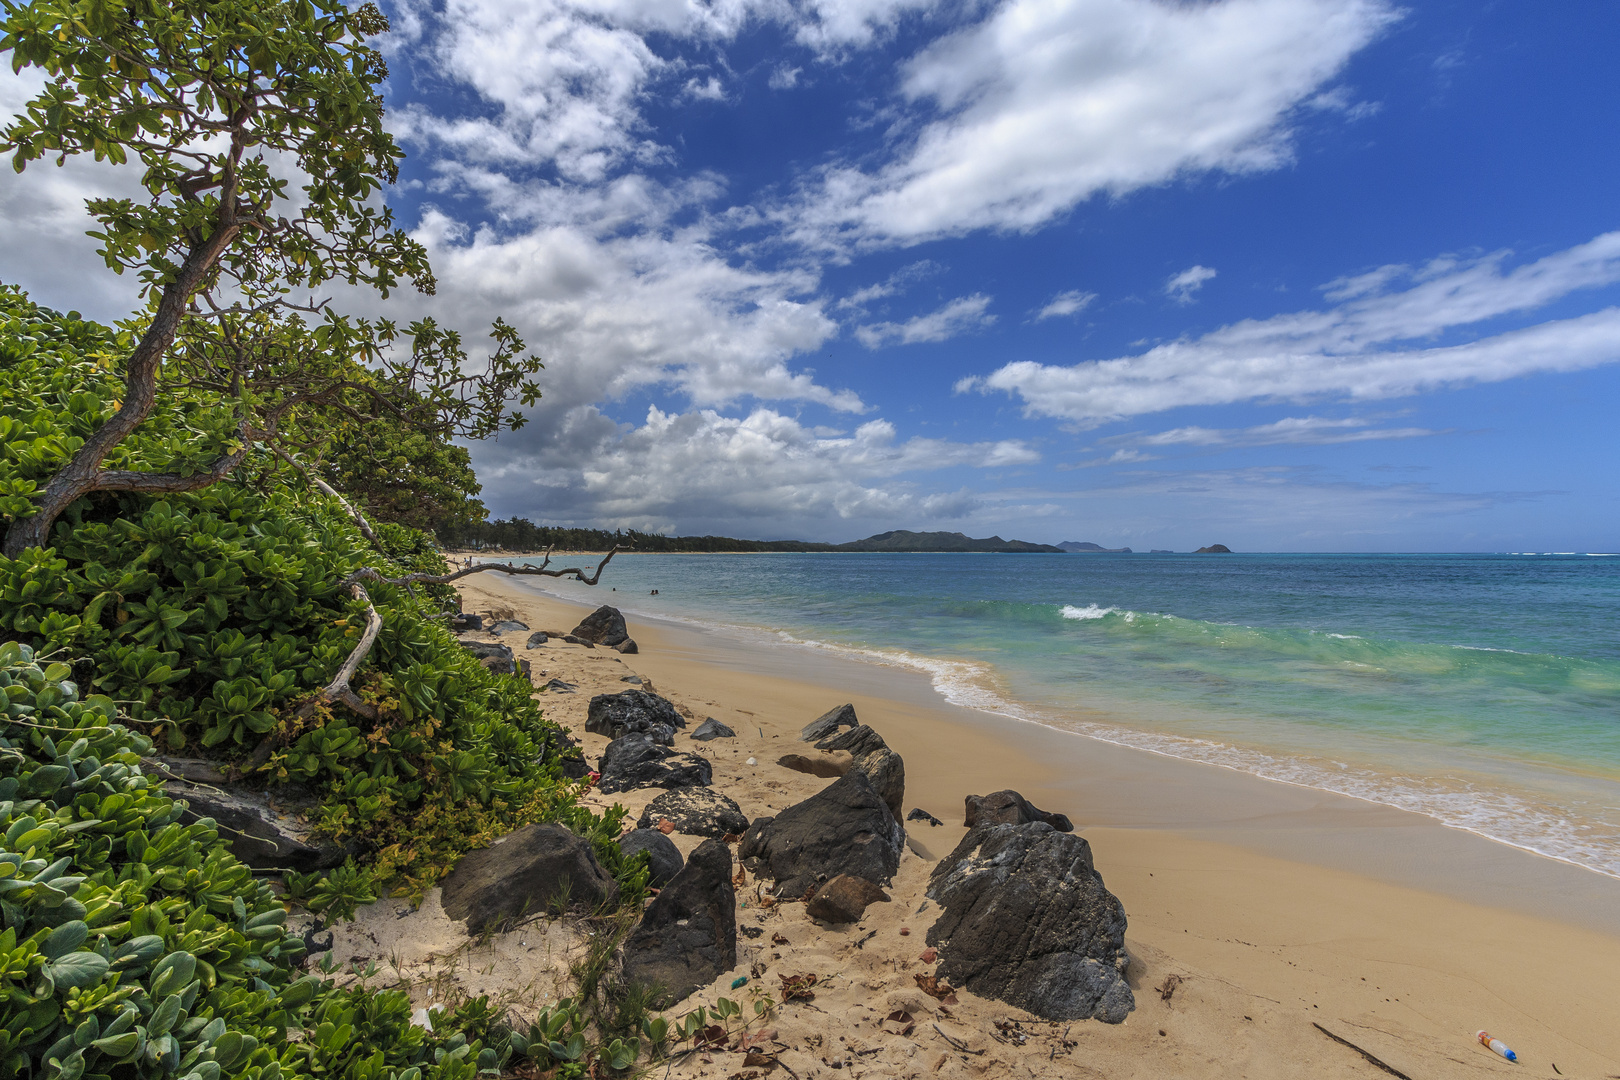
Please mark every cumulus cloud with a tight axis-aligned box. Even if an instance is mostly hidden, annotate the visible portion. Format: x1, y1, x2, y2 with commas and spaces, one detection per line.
856, 293, 994, 347
1034, 289, 1097, 321
1164, 265, 1217, 303
474, 405, 1038, 531
791, 0, 1398, 246
962, 231, 1620, 424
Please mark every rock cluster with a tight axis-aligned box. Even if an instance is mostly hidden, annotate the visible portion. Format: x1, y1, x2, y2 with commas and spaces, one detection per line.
812, 720, 905, 823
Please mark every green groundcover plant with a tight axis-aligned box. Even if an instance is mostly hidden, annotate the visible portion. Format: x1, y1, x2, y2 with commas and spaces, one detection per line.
0, 639, 516, 1080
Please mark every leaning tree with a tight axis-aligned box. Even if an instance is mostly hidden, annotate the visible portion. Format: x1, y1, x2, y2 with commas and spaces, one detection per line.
0, 0, 616, 713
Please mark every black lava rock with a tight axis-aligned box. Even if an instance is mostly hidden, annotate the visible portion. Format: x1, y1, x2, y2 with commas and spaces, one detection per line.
597, 733, 712, 794
441, 823, 619, 933
926, 821, 1132, 1023
585, 690, 685, 744
636, 787, 749, 838
622, 839, 736, 1005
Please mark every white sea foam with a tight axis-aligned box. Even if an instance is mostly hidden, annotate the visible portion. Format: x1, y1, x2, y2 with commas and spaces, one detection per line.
1060, 604, 1118, 620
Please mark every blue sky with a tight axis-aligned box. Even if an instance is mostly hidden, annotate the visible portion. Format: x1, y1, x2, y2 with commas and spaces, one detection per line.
3, 0, 1619, 550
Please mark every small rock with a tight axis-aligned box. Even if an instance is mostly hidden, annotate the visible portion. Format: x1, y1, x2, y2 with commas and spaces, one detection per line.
907, 808, 944, 826
692, 717, 736, 741
900, 927, 911, 936
570, 605, 630, 646
542, 678, 577, 693
450, 613, 483, 632
622, 839, 736, 1005
597, 734, 713, 794
562, 634, 595, 648
636, 787, 749, 838
615, 638, 639, 654
441, 823, 619, 933
619, 828, 685, 887
656, 819, 676, 835
586, 690, 685, 744
490, 619, 530, 634
963, 790, 1073, 832
920, 947, 938, 962
620, 675, 643, 684
805, 874, 890, 924
801, 703, 859, 742
776, 750, 854, 778
745, 757, 757, 766
526, 631, 549, 648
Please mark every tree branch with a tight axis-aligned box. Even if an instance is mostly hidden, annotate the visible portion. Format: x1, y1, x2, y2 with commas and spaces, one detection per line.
296, 582, 383, 723
343, 547, 618, 591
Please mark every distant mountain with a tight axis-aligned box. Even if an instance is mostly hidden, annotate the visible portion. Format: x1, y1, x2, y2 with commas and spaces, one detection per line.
1194, 543, 1233, 554
836, 530, 1064, 553
1057, 541, 1133, 553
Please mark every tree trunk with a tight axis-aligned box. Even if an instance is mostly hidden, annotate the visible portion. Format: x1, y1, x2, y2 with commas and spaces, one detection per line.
1, 223, 240, 558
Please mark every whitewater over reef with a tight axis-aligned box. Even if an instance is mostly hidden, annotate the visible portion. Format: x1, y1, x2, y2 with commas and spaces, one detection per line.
520, 551, 1620, 880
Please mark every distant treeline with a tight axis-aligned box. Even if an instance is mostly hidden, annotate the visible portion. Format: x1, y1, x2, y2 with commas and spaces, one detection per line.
440, 520, 1070, 554
439, 518, 833, 552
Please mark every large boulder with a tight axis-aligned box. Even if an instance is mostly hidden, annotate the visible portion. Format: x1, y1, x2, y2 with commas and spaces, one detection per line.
570, 605, 630, 647
636, 787, 749, 838
441, 823, 620, 933
618, 828, 685, 887
738, 769, 902, 899
963, 790, 1073, 833
597, 734, 712, 794
691, 718, 735, 741
925, 822, 1132, 1023
801, 703, 858, 742
622, 839, 736, 1004
168, 779, 344, 872
585, 690, 685, 745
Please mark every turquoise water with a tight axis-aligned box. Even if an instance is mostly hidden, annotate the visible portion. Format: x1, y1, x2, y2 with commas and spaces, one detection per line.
520, 552, 1620, 878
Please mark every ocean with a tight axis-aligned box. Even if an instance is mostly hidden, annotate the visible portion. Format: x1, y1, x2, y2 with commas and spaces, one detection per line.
515, 551, 1620, 880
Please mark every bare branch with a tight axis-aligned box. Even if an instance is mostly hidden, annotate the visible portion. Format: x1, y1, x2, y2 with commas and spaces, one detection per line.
343, 546, 618, 590
296, 582, 383, 722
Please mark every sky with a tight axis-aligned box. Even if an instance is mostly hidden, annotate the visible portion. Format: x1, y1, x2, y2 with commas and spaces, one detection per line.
2, 0, 1619, 551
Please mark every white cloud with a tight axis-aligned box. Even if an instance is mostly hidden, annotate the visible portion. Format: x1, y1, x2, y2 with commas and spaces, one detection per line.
684, 75, 728, 101
789, 0, 942, 55
792, 0, 1398, 246
1034, 289, 1097, 321
769, 65, 804, 90
475, 405, 1037, 530
1164, 265, 1217, 303
856, 293, 994, 347
1123, 415, 1443, 448
963, 231, 1620, 425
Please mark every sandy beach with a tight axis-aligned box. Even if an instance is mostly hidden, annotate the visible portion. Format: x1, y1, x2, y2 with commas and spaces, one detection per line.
330, 572, 1620, 1079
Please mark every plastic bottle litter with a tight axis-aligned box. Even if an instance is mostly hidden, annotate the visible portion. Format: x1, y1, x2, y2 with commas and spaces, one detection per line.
1476, 1031, 1517, 1062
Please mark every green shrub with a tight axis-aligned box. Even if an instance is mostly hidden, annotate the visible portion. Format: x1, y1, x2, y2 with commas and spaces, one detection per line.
0, 289, 635, 905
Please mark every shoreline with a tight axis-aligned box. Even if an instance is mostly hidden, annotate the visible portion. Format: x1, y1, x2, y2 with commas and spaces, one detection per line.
450, 574, 1620, 1076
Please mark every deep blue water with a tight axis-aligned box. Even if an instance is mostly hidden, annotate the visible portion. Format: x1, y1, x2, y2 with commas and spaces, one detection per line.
524, 552, 1620, 877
